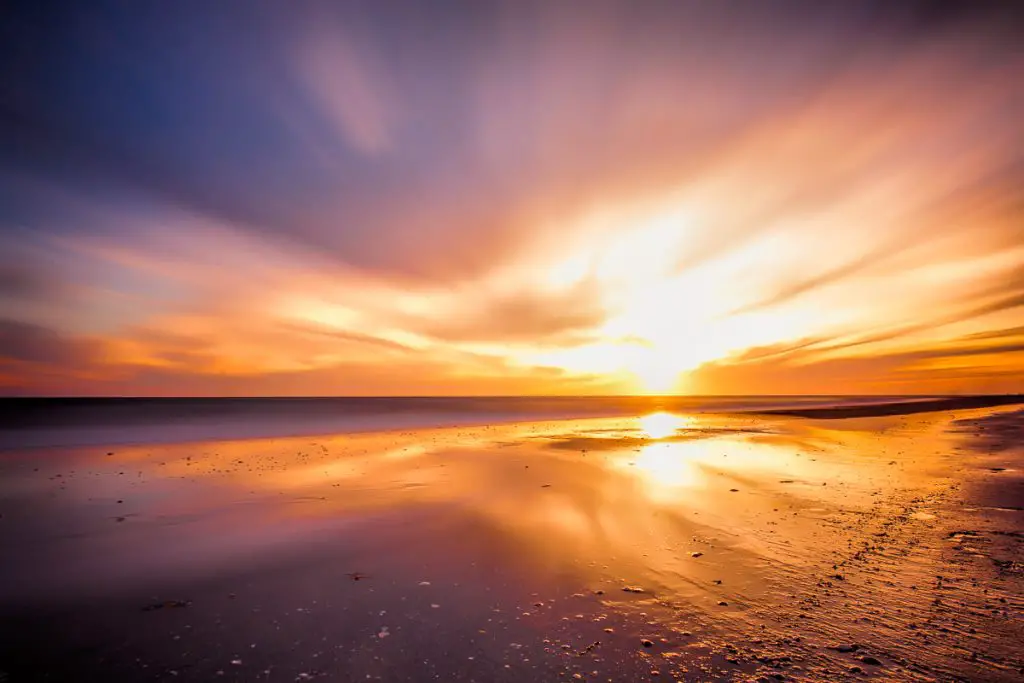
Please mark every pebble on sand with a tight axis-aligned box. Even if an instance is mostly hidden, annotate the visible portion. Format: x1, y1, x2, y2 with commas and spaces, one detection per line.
142, 600, 191, 612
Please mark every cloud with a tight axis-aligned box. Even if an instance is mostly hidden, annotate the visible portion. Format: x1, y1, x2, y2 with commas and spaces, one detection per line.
0, 262, 69, 309
281, 322, 414, 353
689, 326, 1024, 395
0, 319, 95, 365
961, 325, 1024, 342
730, 247, 892, 315
298, 18, 395, 156
410, 280, 607, 344
1, 351, 621, 398
3, 0, 1016, 283
0, 1, 1022, 394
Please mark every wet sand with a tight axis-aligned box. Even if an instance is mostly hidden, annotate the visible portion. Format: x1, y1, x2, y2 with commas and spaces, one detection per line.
0, 404, 1022, 682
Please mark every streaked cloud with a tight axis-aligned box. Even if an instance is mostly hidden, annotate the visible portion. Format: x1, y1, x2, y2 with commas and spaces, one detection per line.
0, 1, 1021, 395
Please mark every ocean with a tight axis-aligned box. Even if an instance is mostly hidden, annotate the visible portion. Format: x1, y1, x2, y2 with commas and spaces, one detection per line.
0, 395, 944, 449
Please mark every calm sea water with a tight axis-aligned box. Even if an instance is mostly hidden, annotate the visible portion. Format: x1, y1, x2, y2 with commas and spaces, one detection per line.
0, 395, 938, 449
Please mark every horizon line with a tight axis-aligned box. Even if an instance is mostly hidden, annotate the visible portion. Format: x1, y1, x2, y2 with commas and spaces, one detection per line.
2, 393, 1020, 401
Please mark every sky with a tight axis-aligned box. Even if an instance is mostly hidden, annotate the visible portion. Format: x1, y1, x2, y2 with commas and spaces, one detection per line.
0, 0, 1022, 396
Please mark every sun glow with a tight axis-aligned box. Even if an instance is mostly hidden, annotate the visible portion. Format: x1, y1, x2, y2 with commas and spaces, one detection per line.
516, 196, 839, 393
519, 202, 746, 392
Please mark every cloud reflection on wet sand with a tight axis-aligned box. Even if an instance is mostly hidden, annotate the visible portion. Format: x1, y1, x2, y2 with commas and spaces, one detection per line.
1, 409, 1022, 680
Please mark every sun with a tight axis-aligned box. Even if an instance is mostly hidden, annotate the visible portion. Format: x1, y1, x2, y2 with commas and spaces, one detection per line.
631, 364, 679, 393
623, 345, 683, 394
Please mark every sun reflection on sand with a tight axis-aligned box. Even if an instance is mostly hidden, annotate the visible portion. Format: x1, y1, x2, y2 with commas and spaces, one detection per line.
638, 411, 691, 439
630, 442, 703, 490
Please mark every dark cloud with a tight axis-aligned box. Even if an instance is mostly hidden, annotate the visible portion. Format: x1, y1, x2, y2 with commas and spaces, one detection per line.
961, 325, 1024, 342
908, 341, 1024, 360
0, 264, 59, 302
0, 319, 93, 365
962, 291, 1024, 320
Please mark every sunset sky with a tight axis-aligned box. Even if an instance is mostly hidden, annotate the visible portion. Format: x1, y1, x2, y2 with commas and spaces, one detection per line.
0, 1, 1022, 396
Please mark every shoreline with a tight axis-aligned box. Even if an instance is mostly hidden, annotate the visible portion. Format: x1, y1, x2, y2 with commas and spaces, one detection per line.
2, 394, 1020, 451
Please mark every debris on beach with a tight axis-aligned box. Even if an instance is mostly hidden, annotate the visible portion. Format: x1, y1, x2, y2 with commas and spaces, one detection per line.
142, 599, 191, 612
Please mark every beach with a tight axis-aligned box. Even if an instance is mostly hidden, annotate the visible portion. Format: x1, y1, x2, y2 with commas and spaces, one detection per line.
0, 398, 1021, 682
